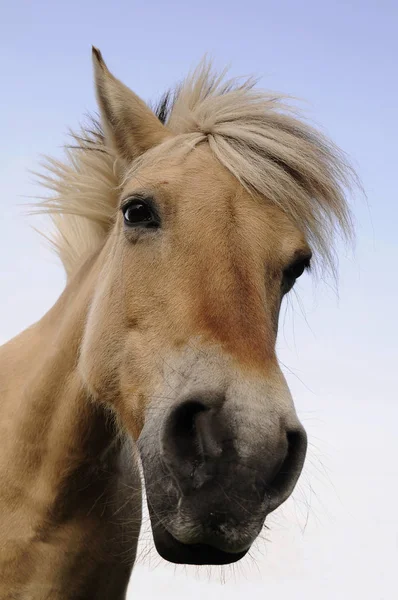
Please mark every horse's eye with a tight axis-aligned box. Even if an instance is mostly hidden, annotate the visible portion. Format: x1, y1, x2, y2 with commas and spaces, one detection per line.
282, 256, 311, 294
122, 198, 160, 229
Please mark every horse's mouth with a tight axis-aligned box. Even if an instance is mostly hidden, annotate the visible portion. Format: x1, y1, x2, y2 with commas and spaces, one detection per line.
152, 521, 249, 565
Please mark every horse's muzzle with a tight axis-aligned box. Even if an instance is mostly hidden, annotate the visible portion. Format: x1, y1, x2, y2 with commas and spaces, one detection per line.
139, 391, 307, 565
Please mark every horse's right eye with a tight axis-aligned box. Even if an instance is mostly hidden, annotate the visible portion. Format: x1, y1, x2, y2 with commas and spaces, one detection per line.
122, 197, 160, 229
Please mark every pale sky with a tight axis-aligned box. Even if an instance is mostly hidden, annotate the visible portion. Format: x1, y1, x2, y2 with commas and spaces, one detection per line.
1, 1, 397, 598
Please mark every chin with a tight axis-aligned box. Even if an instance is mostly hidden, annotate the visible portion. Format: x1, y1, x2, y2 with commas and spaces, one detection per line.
152, 521, 250, 566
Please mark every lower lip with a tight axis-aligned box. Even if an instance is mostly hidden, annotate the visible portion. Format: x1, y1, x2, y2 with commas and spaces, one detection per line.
154, 527, 250, 566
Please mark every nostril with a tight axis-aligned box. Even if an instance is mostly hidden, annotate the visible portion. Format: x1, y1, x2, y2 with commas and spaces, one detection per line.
164, 399, 208, 465
267, 428, 308, 512
161, 395, 226, 486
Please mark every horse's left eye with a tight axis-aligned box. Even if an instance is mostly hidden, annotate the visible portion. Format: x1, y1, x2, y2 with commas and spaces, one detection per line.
122, 198, 160, 229
282, 257, 311, 294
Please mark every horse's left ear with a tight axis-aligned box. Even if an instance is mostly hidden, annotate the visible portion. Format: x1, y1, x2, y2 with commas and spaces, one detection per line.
92, 47, 172, 162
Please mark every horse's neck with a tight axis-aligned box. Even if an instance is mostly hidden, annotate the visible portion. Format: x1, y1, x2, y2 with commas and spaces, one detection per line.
0, 253, 140, 598
0, 252, 105, 504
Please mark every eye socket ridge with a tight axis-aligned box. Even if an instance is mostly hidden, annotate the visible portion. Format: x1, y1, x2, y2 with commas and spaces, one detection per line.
121, 195, 161, 229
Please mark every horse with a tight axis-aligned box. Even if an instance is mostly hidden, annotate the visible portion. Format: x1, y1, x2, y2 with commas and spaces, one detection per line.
0, 47, 354, 598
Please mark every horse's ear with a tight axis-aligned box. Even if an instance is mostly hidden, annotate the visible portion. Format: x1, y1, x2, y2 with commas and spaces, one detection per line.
92, 47, 172, 162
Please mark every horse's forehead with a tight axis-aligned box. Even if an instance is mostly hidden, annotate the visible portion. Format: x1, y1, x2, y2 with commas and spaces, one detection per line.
125, 149, 308, 253
126, 146, 242, 203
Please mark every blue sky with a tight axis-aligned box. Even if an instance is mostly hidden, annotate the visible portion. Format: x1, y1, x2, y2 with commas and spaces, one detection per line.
1, 1, 397, 598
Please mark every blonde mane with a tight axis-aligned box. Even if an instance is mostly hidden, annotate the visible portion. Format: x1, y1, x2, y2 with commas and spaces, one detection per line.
36, 61, 355, 278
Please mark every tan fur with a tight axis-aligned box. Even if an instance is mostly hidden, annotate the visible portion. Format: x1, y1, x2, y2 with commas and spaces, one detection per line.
0, 50, 355, 597
35, 56, 354, 279
0, 254, 141, 598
